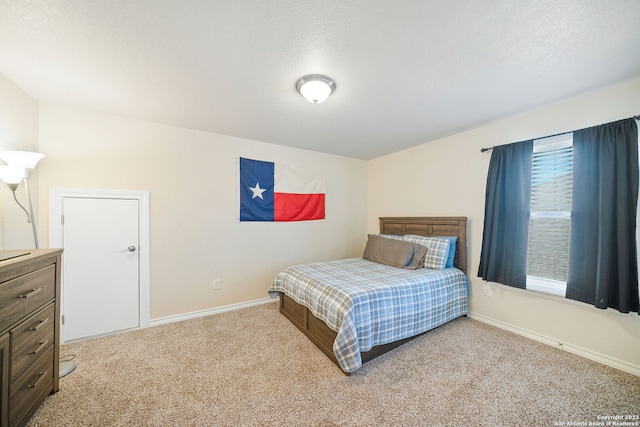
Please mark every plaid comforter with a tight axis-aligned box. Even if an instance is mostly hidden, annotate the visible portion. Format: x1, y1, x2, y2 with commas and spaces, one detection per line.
269, 258, 469, 373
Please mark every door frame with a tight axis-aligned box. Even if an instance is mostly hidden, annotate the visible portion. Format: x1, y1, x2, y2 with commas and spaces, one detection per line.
50, 188, 151, 342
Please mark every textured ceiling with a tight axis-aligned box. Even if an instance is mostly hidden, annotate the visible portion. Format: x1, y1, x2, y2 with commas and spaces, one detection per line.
1, 0, 640, 159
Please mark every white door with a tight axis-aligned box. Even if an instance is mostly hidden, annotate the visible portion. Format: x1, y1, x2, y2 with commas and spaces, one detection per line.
61, 197, 140, 341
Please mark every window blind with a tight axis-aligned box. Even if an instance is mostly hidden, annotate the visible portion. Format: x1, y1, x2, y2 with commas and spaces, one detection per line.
527, 134, 573, 292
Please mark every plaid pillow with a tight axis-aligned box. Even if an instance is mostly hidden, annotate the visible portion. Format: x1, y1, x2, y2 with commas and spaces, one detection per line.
377, 234, 404, 241
402, 235, 450, 270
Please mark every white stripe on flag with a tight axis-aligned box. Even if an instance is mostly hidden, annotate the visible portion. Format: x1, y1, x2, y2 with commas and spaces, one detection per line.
274, 163, 325, 194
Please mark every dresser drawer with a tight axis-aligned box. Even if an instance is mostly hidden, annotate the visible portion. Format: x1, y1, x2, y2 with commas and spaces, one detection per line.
0, 265, 55, 333
10, 303, 55, 381
9, 346, 54, 427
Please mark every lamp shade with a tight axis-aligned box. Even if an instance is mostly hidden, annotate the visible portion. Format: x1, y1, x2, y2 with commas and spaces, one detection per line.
0, 165, 26, 184
296, 75, 336, 104
0, 151, 45, 169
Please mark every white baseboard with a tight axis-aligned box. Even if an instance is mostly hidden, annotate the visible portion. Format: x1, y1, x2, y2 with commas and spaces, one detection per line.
149, 297, 276, 327
467, 311, 640, 377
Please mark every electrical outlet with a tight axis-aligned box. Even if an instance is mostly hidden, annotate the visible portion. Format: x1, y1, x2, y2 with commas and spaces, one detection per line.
483, 284, 492, 297
213, 279, 221, 290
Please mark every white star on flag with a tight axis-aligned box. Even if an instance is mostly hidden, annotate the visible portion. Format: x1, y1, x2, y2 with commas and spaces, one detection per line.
249, 182, 267, 199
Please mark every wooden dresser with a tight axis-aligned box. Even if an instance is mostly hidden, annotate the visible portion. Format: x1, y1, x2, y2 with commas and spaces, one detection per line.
0, 249, 62, 427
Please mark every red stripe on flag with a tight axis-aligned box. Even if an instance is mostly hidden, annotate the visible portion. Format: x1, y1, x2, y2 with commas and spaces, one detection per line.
274, 193, 325, 221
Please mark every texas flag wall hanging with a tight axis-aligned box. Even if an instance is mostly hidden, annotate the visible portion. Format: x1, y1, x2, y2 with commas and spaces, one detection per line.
239, 157, 326, 222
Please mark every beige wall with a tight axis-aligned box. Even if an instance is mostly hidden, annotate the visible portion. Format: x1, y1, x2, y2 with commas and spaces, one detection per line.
368, 77, 640, 374
37, 104, 368, 319
0, 73, 40, 249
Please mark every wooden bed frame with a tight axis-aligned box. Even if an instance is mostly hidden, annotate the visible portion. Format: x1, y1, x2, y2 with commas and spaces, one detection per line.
278, 217, 468, 374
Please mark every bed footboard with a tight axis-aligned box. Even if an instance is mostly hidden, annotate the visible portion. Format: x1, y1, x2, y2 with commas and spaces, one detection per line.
279, 293, 422, 374
280, 293, 339, 366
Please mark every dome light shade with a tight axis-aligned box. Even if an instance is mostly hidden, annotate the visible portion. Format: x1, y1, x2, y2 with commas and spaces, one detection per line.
0, 151, 45, 169
296, 75, 336, 104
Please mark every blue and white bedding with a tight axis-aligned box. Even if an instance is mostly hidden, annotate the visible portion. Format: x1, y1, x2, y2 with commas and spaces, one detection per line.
269, 257, 469, 373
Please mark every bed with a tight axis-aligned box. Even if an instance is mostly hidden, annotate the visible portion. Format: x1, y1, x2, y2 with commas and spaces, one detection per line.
268, 216, 468, 374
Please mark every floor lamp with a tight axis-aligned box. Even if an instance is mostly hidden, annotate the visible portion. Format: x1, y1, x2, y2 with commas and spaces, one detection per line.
0, 151, 76, 378
0, 151, 44, 248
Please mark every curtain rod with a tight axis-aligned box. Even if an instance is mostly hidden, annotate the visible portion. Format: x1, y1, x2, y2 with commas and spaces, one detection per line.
480, 115, 640, 153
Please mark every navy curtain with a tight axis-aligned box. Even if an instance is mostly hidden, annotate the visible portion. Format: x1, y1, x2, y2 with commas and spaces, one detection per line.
566, 119, 639, 314
478, 140, 533, 288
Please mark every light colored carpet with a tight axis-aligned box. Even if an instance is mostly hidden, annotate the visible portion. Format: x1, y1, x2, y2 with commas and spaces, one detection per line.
28, 302, 639, 426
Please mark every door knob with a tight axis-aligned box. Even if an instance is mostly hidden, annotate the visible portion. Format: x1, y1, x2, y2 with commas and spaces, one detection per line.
120, 245, 136, 253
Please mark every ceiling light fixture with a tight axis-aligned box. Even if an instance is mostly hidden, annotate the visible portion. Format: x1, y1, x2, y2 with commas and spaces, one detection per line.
296, 74, 336, 104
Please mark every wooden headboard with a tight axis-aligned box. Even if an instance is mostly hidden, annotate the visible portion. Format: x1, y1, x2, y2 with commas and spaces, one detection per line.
379, 217, 468, 274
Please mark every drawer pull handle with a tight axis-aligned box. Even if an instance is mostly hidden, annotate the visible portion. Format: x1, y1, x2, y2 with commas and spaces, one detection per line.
28, 340, 49, 355
29, 318, 49, 332
27, 371, 47, 389
19, 288, 42, 299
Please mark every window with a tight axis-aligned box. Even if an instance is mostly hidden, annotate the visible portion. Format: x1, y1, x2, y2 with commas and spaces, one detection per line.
526, 133, 573, 296
479, 118, 638, 313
